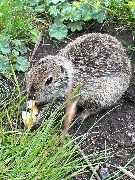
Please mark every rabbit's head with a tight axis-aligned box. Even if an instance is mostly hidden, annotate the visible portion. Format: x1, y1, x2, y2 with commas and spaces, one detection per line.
27, 55, 73, 103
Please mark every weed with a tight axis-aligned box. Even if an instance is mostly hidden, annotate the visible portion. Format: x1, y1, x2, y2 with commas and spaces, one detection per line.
0, 0, 34, 39
0, 35, 29, 74
27, 0, 135, 40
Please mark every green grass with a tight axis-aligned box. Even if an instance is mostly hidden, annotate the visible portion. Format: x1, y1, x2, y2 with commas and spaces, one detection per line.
0, 0, 34, 39
0, 98, 109, 179
0, 73, 109, 179
1, 71, 135, 179
0, 0, 135, 179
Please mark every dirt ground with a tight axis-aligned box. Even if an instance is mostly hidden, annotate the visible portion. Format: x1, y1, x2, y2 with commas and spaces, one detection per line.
28, 23, 135, 179
1, 22, 135, 179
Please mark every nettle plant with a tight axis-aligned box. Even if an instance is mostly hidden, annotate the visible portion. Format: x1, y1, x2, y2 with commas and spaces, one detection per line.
0, 35, 29, 74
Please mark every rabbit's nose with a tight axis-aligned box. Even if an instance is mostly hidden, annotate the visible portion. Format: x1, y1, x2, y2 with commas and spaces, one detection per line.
27, 86, 36, 100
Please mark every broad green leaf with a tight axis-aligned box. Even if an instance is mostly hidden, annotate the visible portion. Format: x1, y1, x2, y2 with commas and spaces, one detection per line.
70, 7, 81, 21
80, 4, 93, 21
67, 21, 84, 32
49, 5, 60, 16
35, 5, 45, 13
61, 5, 81, 21
0, 38, 9, 48
15, 56, 29, 72
12, 49, 19, 57
46, 0, 65, 4
0, 47, 11, 54
49, 23, 68, 40
93, 10, 108, 23
0, 36, 10, 54
14, 42, 27, 55
61, 5, 72, 20
0, 55, 9, 71
12, 39, 22, 46
30, 29, 40, 43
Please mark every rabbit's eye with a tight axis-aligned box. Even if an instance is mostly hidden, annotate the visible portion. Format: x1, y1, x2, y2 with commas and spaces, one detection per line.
60, 66, 64, 73
45, 77, 53, 86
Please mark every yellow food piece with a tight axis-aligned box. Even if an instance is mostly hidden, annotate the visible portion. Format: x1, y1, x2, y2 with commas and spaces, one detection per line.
22, 100, 39, 129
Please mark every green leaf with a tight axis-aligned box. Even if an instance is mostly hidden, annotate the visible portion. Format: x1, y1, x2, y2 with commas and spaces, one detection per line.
12, 49, 19, 57
49, 23, 68, 40
28, 0, 41, 6
61, 5, 81, 21
80, 4, 93, 21
30, 29, 39, 43
0, 36, 11, 54
0, 47, 11, 54
61, 5, 72, 20
15, 56, 29, 72
46, 0, 65, 4
49, 5, 60, 16
93, 10, 108, 23
0, 38, 10, 48
70, 7, 82, 21
14, 41, 27, 55
0, 55, 9, 71
67, 21, 84, 32
12, 39, 22, 46
35, 5, 45, 13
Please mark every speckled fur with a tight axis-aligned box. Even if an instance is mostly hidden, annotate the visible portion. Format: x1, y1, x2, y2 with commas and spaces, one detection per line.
27, 33, 131, 118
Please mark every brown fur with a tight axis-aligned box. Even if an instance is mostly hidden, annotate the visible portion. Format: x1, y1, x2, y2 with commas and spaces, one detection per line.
27, 33, 131, 118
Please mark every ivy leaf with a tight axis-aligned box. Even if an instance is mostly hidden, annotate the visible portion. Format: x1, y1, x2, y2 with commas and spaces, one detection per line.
67, 21, 84, 32
49, 23, 68, 40
0, 55, 9, 71
15, 56, 29, 72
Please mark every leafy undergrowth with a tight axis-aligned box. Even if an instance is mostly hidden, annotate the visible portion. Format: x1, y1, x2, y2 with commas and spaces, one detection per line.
1, 0, 135, 75
0, 71, 111, 179
0, 97, 110, 179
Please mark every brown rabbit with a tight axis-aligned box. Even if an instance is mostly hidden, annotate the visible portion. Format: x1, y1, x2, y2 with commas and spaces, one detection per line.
27, 33, 131, 122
